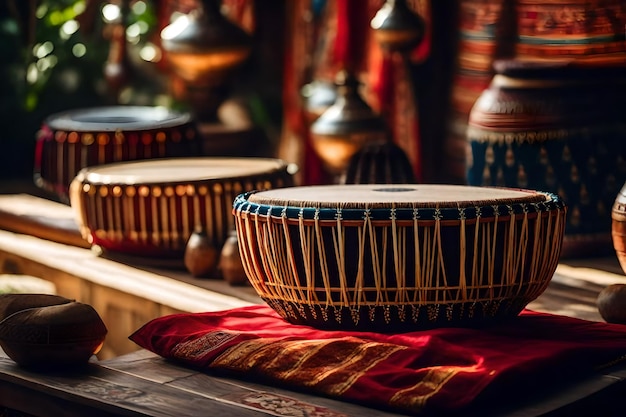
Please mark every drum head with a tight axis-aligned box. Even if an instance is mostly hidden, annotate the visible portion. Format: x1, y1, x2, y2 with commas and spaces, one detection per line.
77, 157, 289, 185
45, 106, 191, 132
247, 184, 548, 209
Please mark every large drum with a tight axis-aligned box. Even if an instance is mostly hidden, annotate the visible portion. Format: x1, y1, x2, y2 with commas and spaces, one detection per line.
233, 184, 566, 330
35, 106, 198, 202
69, 157, 294, 259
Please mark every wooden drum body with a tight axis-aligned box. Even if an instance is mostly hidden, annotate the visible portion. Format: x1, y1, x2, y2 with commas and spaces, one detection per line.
233, 184, 566, 330
35, 106, 198, 202
69, 157, 294, 259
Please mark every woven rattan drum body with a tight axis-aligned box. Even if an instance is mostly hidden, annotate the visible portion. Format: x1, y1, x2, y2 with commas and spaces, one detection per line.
233, 184, 566, 330
69, 157, 294, 259
35, 106, 198, 202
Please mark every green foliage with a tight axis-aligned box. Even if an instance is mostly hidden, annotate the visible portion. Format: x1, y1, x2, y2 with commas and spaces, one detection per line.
0, 0, 162, 178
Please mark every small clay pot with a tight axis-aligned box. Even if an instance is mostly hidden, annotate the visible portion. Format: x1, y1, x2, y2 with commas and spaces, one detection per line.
219, 229, 249, 286
184, 228, 220, 278
597, 284, 626, 324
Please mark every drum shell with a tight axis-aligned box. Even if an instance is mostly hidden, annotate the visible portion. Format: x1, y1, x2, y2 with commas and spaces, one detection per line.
34, 106, 199, 203
233, 188, 566, 331
69, 158, 294, 259
466, 61, 626, 257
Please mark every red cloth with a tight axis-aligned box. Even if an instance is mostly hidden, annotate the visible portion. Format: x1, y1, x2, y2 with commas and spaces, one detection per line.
130, 305, 626, 416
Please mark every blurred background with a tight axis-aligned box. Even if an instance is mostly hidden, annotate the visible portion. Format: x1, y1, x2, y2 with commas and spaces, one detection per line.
3, 1, 623, 179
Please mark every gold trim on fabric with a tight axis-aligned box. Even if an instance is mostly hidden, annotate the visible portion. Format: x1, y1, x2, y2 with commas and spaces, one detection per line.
212, 337, 407, 396
389, 365, 470, 409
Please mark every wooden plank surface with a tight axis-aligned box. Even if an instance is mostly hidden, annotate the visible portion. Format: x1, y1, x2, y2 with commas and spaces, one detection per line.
0, 348, 398, 417
2, 336, 626, 417
0, 194, 89, 249
0, 230, 256, 314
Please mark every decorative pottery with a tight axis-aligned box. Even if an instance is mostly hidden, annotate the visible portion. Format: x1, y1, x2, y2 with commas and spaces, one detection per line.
34, 106, 197, 203
69, 157, 294, 260
612, 182, 626, 275
370, 0, 425, 53
160, 0, 252, 121
310, 71, 388, 176
467, 59, 626, 257
233, 184, 566, 331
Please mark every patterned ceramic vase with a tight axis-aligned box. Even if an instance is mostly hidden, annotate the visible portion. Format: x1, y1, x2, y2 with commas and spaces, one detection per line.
466, 59, 626, 257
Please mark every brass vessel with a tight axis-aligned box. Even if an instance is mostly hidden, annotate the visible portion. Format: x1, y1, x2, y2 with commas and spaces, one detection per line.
371, 0, 425, 53
310, 71, 387, 176
161, 0, 252, 120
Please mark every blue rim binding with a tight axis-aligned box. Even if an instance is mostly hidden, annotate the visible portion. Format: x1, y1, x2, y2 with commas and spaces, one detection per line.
233, 190, 565, 222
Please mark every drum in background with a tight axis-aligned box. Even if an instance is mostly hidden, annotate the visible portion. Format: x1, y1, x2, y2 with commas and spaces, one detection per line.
34, 106, 198, 203
233, 184, 566, 331
69, 157, 294, 261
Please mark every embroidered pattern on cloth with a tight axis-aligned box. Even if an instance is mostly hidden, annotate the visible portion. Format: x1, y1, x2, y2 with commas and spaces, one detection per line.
171, 330, 242, 361
212, 337, 407, 396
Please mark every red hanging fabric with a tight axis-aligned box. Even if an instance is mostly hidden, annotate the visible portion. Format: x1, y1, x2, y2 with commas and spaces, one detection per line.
368, 0, 431, 182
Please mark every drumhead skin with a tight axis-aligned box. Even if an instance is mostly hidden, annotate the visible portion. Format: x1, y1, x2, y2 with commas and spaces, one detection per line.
78, 157, 289, 185
233, 184, 567, 331
247, 184, 547, 207
70, 157, 294, 260
44, 106, 191, 132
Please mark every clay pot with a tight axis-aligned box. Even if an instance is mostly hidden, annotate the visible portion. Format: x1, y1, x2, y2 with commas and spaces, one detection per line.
467, 59, 626, 258
597, 284, 626, 324
184, 228, 219, 278
219, 229, 249, 286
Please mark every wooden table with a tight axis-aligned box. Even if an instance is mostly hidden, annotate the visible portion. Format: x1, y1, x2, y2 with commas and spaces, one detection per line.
2, 336, 626, 417
1, 192, 626, 416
